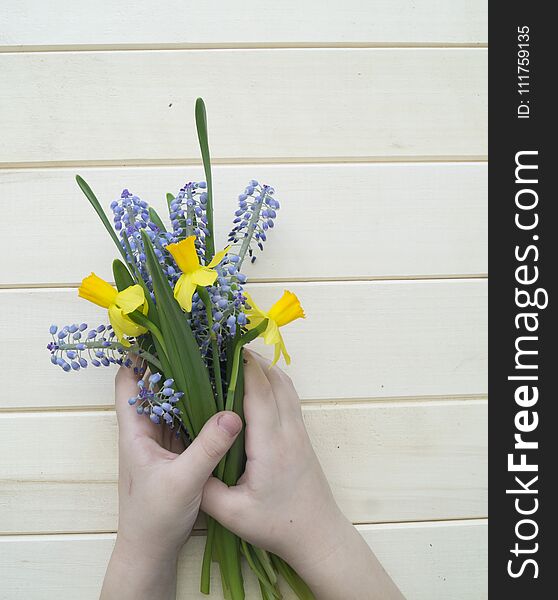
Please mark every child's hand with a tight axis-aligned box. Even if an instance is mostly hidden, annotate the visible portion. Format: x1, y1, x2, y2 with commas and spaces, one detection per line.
100, 364, 242, 600
202, 350, 404, 600
202, 350, 343, 564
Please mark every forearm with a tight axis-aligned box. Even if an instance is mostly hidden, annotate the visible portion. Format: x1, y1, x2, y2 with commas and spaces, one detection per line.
288, 517, 405, 600
100, 537, 178, 600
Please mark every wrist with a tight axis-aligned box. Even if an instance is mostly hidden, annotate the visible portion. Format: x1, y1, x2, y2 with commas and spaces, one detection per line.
101, 535, 180, 600
280, 508, 355, 576
113, 533, 180, 568
283, 518, 405, 600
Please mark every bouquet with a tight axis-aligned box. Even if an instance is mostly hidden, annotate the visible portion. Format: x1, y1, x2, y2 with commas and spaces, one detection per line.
46, 99, 311, 599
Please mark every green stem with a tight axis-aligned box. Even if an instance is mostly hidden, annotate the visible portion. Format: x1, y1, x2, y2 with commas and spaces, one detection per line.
127, 310, 197, 434
196, 286, 225, 411
224, 321, 268, 412
120, 230, 143, 282
270, 555, 315, 600
201, 516, 216, 595
195, 98, 215, 262
240, 541, 281, 598
128, 347, 163, 371
128, 311, 169, 358
236, 187, 267, 270
213, 321, 268, 483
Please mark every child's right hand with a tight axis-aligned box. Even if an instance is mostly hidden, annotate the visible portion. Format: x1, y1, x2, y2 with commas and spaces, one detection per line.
202, 350, 405, 600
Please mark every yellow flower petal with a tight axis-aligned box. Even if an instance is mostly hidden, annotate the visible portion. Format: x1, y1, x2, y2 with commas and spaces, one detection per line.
244, 291, 302, 366
166, 236, 200, 274
272, 335, 291, 366
244, 293, 269, 330
174, 273, 197, 312
108, 304, 147, 346
207, 245, 231, 269
268, 290, 305, 327
78, 273, 117, 309
273, 343, 281, 366
115, 284, 147, 315
262, 320, 281, 346
192, 267, 219, 288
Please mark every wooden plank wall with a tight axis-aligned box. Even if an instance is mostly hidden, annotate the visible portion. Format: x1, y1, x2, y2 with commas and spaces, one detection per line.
0, 1, 487, 598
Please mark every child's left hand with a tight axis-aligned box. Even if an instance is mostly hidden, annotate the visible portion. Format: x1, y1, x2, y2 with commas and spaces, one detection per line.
100, 364, 242, 600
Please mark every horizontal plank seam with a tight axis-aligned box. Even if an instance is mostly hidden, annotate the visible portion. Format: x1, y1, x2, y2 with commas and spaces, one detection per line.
0, 43, 489, 54
0, 394, 488, 414
0, 275, 488, 292
0, 156, 489, 170
0, 160, 489, 173
0, 397, 488, 416
0, 518, 488, 539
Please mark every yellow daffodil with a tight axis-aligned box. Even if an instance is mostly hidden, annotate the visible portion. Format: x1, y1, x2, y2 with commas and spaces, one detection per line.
166, 236, 230, 312
244, 290, 305, 365
78, 273, 148, 346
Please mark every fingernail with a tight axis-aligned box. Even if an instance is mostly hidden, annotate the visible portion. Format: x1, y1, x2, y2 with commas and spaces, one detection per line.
217, 413, 242, 436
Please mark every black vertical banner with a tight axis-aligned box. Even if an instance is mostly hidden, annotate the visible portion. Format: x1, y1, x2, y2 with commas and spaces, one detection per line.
490, 3, 556, 597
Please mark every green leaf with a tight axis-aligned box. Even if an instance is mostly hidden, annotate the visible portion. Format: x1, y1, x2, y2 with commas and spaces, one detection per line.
240, 541, 281, 598
141, 229, 215, 435
222, 353, 246, 485
201, 517, 216, 594
214, 524, 245, 600
166, 193, 175, 211
75, 175, 128, 264
112, 259, 134, 291
148, 207, 167, 232
195, 98, 215, 260
270, 555, 315, 600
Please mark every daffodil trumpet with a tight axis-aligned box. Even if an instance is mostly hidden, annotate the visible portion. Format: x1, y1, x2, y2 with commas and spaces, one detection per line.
78, 273, 149, 347
244, 290, 305, 366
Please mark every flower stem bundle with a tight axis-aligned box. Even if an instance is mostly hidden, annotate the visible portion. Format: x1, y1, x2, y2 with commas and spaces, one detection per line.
46, 99, 311, 599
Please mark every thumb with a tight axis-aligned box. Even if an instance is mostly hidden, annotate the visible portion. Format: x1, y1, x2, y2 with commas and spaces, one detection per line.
176, 411, 242, 489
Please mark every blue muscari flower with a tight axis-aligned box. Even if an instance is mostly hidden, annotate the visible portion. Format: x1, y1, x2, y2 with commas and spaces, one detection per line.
48, 323, 133, 373
227, 182, 278, 269
149, 373, 162, 385
128, 377, 186, 437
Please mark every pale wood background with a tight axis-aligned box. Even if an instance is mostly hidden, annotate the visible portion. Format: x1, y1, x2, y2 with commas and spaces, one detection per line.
0, 1, 487, 598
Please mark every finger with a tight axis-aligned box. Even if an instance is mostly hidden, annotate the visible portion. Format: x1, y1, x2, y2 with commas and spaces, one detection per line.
114, 364, 161, 445
250, 351, 303, 421
243, 349, 280, 435
175, 411, 242, 490
202, 477, 248, 531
